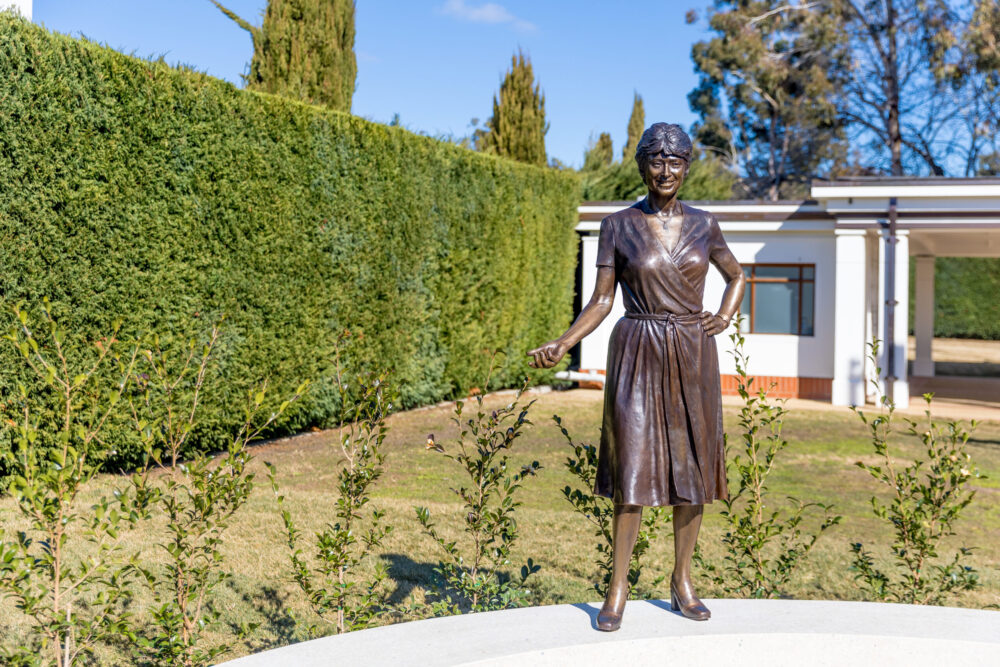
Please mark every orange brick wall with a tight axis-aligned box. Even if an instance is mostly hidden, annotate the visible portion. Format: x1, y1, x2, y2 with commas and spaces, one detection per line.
579, 370, 832, 401
720, 375, 832, 400
579, 369, 605, 390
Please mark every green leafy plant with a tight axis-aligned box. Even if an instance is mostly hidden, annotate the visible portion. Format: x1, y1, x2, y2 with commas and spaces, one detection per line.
127, 326, 307, 666
415, 378, 541, 613
696, 328, 840, 598
0, 302, 141, 666
850, 341, 981, 605
269, 367, 394, 636
556, 414, 667, 598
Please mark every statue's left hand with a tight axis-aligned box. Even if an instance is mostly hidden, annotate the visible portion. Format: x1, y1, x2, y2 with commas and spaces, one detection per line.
527, 341, 567, 369
700, 311, 730, 337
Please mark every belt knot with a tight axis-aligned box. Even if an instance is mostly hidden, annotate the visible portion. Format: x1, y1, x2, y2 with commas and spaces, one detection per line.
624, 311, 701, 325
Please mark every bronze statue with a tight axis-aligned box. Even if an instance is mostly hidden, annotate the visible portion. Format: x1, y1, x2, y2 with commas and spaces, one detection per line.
528, 123, 745, 631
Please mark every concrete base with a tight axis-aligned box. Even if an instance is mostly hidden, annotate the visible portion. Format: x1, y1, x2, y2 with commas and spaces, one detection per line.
219, 599, 1000, 667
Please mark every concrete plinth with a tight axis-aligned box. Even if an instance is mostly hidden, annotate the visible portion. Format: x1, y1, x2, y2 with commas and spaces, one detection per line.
218, 599, 1000, 667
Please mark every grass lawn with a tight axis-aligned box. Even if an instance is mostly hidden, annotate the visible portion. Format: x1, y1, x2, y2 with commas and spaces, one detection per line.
2, 388, 998, 663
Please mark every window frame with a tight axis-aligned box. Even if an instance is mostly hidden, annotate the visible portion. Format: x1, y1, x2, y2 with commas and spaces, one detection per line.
739, 263, 816, 336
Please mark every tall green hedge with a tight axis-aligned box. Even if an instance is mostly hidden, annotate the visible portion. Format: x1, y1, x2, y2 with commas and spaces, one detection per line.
0, 15, 579, 464
909, 257, 1000, 340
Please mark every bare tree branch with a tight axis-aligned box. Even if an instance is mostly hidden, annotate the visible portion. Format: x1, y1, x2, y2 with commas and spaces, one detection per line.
748, 1, 824, 26
207, 0, 259, 37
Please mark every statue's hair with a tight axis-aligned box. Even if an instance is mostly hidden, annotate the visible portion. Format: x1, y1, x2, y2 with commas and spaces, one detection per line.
634, 123, 693, 178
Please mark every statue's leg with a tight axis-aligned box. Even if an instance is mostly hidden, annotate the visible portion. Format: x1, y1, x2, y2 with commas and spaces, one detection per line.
597, 503, 642, 631
671, 503, 710, 620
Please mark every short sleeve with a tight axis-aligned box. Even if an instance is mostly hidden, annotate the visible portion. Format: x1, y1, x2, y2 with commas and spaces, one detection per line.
595, 217, 616, 268
707, 213, 743, 280
707, 214, 729, 259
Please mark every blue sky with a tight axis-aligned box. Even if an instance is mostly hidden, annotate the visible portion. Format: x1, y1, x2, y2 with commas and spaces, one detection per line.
32, 1, 715, 167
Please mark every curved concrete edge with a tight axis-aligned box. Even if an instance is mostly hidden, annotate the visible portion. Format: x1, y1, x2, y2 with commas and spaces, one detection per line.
218, 599, 1000, 667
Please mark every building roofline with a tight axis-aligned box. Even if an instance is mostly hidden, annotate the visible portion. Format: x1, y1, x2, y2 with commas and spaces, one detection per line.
812, 177, 1000, 187
577, 199, 1000, 228
580, 199, 819, 208
578, 200, 833, 224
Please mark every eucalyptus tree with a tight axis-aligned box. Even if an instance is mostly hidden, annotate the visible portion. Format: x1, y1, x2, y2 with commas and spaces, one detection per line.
694, 0, 1000, 178
826, 0, 996, 175
690, 1, 848, 199
966, 0, 1000, 175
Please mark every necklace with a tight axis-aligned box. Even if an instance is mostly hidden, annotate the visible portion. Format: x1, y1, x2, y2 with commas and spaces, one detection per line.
647, 200, 680, 223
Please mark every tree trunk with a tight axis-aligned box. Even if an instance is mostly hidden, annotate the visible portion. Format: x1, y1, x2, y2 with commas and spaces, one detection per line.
885, 0, 904, 176
768, 110, 780, 201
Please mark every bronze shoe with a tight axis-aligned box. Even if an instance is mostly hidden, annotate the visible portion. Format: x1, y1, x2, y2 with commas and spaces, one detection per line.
596, 600, 625, 631
670, 580, 711, 621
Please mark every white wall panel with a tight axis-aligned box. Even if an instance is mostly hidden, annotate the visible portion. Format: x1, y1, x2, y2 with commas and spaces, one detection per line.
2, 1, 30, 19
707, 233, 836, 379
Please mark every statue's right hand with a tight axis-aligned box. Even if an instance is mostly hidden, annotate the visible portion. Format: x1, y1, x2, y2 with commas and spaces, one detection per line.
527, 341, 566, 369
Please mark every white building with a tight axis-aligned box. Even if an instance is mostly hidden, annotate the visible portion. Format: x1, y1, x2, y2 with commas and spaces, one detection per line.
574, 178, 1000, 409
2, 0, 30, 20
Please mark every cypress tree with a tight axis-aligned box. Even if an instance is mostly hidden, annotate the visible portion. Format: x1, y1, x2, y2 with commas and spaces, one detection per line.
582, 132, 613, 171
210, 0, 356, 112
622, 92, 645, 160
477, 51, 548, 167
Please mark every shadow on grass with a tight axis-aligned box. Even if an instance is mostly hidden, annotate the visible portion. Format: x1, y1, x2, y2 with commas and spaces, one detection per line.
380, 553, 534, 614
381, 553, 441, 606
968, 435, 1000, 448
226, 580, 302, 653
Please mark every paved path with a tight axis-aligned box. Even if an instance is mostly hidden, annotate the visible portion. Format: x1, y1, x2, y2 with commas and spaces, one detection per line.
218, 599, 1000, 667
721, 392, 1000, 422
908, 335, 1000, 365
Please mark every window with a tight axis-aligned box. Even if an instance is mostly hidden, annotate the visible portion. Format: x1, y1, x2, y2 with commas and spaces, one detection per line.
739, 264, 815, 336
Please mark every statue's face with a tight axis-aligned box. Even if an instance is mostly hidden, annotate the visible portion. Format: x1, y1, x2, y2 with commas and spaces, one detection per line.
644, 152, 689, 199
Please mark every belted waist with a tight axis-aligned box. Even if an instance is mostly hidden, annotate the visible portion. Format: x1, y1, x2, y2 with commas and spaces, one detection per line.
624, 311, 703, 325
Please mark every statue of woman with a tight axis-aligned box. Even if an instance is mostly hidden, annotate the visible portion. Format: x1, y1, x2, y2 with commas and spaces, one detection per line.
528, 123, 745, 631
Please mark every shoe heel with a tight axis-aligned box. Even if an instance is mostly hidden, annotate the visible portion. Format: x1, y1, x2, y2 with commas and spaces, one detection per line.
670, 580, 710, 621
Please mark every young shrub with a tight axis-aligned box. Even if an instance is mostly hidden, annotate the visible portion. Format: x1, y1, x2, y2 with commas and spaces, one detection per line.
850, 341, 981, 605
696, 329, 840, 598
556, 415, 667, 598
415, 380, 541, 613
0, 302, 141, 666
268, 371, 394, 636
127, 326, 307, 666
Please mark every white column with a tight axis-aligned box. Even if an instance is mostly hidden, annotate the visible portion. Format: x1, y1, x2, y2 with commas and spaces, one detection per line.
863, 231, 880, 402
913, 255, 936, 377
2, 1, 31, 20
832, 230, 868, 406
889, 232, 909, 408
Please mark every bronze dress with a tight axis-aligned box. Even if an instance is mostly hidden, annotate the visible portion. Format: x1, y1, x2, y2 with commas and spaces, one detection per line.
594, 200, 731, 507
